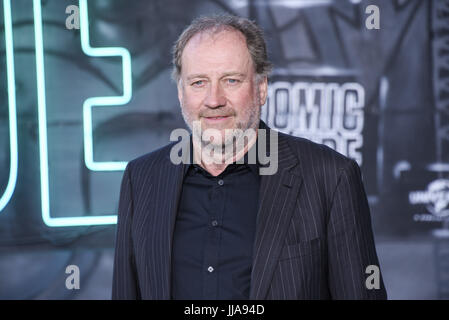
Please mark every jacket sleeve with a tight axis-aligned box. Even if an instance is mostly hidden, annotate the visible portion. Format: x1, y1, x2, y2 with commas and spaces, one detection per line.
327, 159, 387, 299
112, 163, 141, 299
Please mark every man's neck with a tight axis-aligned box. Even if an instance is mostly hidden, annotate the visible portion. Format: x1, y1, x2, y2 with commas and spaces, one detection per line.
192, 130, 258, 177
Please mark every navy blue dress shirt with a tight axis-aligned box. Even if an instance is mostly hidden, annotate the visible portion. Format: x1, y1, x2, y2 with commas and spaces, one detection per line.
171, 135, 262, 300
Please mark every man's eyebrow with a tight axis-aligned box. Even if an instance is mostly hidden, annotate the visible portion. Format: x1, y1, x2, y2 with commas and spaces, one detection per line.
221, 72, 246, 78
186, 72, 247, 80
186, 74, 208, 80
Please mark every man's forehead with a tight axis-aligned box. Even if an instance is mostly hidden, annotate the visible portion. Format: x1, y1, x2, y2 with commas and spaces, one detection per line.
187, 27, 246, 47
182, 28, 249, 59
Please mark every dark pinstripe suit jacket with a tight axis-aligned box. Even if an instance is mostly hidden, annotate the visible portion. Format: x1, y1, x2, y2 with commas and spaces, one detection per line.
112, 120, 387, 300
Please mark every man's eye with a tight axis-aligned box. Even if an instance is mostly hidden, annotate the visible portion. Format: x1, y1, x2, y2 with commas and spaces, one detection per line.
192, 80, 204, 86
227, 79, 239, 84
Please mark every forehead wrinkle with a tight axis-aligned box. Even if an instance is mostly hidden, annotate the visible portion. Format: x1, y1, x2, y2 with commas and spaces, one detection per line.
189, 27, 247, 48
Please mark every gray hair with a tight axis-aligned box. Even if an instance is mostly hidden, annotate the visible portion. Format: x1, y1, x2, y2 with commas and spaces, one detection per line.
171, 14, 273, 83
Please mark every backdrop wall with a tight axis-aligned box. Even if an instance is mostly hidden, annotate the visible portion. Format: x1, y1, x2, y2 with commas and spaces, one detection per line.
0, 0, 448, 299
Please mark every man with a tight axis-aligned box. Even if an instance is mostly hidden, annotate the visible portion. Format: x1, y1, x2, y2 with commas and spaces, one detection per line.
112, 14, 387, 300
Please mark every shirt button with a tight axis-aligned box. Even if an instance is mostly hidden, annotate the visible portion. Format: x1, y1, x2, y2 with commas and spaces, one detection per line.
207, 266, 214, 273
218, 179, 224, 186
211, 220, 218, 227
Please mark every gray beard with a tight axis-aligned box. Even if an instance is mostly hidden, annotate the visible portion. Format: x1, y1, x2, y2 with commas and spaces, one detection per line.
180, 84, 262, 157
190, 108, 260, 156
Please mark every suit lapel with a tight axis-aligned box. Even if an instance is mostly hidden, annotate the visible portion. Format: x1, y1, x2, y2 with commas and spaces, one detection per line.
249, 130, 303, 300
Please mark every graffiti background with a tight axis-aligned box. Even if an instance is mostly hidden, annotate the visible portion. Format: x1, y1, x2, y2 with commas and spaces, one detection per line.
0, 0, 448, 299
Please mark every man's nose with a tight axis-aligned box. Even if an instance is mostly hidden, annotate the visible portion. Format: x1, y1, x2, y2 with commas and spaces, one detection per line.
204, 82, 226, 108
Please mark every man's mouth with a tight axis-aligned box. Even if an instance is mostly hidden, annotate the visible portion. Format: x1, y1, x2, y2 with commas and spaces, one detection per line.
203, 115, 231, 121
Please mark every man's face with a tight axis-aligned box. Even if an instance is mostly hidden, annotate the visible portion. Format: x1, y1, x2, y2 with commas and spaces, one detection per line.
177, 28, 268, 146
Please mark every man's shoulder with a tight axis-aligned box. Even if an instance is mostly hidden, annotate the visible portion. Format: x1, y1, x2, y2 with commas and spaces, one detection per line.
277, 130, 355, 171
127, 140, 177, 172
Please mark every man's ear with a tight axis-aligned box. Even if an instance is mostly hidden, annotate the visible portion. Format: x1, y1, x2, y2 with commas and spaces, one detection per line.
258, 75, 268, 106
177, 79, 183, 106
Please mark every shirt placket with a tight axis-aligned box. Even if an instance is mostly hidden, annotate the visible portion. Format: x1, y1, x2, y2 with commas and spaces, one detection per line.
202, 175, 226, 299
